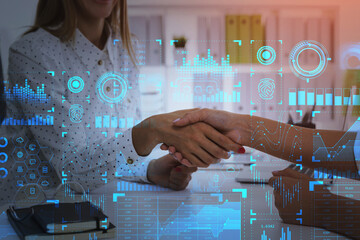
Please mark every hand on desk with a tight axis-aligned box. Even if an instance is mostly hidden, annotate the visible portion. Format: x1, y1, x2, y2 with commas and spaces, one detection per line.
268, 168, 330, 228
268, 168, 360, 239
147, 154, 197, 191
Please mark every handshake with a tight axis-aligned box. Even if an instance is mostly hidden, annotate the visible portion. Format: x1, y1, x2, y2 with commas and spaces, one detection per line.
133, 108, 251, 168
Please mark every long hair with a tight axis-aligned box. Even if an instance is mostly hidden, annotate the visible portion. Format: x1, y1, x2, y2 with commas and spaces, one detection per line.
25, 0, 136, 64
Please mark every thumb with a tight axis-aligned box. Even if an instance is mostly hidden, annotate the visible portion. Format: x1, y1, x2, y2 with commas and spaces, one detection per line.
173, 109, 208, 127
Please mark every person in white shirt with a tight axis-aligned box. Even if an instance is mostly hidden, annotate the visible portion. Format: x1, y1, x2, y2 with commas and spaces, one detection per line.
1, 0, 244, 203
164, 108, 360, 239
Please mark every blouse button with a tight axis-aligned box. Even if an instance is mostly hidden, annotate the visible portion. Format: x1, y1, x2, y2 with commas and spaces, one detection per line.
106, 86, 111, 92
127, 158, 134, 164
98, 60, 103, 66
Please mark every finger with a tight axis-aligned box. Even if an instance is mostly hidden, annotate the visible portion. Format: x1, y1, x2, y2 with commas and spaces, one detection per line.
268, 176, 278, 187
200, 136, 230, 160
168, 176, 191, 191
174, 152, 183, 161
185, 152, 211, 168
274, 191, 282, 209
169, 146, 176, 154
202, 124, 244, 155
191, 147, 217, 167
176, 165, 198, 174
181, 159, 194, 167
173, 109, 209, 127
160, 144, 169, 150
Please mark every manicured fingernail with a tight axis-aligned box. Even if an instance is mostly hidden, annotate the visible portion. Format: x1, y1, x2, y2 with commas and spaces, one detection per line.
238, 147, 246, 154
173, 118, 181, 123
175, 167, 182, 172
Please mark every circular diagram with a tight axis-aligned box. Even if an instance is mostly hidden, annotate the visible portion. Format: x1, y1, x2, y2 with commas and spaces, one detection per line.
0, 168, 8, 179
69, 104, 84, 123
68, 76, 85, 93
0, 137, 8, 147
341, 43, 360, 70
257, 46, 277, 65
96, 72, 128, 104
258, 78, 275, 100
0, 153, 8, 163
289, 40, 330, 81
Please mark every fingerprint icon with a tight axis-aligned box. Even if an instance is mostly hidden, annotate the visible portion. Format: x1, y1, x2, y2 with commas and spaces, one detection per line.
258, 78, 275, 100
69, 104, 84, 123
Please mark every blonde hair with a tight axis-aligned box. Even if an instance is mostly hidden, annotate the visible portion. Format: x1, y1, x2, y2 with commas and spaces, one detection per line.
26, 0, 136, 64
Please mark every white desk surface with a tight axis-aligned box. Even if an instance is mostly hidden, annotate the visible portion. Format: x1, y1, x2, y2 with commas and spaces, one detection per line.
0, 151, 350, 240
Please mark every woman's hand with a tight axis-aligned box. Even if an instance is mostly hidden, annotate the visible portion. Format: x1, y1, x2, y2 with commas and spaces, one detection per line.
132, 109, 244, 168
269, 167, 334, 228
147, 155, 197, 191
160, 108, 251, 164
173, 108, 251, 145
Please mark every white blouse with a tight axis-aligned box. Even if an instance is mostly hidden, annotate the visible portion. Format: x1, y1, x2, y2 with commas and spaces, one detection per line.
3, 27, 152, 192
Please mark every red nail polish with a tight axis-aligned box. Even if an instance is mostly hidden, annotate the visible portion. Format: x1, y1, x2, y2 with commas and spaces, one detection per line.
175, 167, 182, 172
238, 148, 245, 154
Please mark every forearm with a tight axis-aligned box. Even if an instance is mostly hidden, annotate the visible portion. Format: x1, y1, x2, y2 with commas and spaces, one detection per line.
241, 115, 358, 173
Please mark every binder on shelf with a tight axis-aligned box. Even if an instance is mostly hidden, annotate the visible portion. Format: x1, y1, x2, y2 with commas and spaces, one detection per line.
306, 18, 321, 66
148, 16, 163, 66
250, 15, 264, 63
128, 16, 147, 57
197, 17, 209, 59
225, 15, 239, 64
320, 17, 333, 60
265, 15, 278, 41
209, 17, 223, 63
293, 18, 306, 45
238, 15, 251, 64
279, 17, 295, 59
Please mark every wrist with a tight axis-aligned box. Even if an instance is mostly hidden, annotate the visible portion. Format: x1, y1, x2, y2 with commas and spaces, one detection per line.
233, 114, 252, 146
132, 117, 158, 156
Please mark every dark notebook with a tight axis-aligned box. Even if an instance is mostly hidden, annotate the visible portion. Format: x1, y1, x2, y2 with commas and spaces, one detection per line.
7, 202, 115, 240
33, 202, 109, 234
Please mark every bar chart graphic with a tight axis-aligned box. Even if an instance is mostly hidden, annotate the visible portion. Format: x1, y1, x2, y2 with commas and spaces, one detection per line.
95, 116, 141, 129
117, 181, 169, 192
2, 115, 54, 126
4, 79, 51, 104
288, 88, 359, 106
172, 90, 241, 103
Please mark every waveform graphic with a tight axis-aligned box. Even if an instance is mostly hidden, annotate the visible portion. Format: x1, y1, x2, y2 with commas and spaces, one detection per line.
4, 79, 51, 104
177, 49, 236, 77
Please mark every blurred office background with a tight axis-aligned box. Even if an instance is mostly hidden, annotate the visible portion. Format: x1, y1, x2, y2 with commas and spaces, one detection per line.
1, 0, 360, 130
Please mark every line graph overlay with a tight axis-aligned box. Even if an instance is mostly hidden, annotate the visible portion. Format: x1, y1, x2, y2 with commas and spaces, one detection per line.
116, 193, 242, 239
